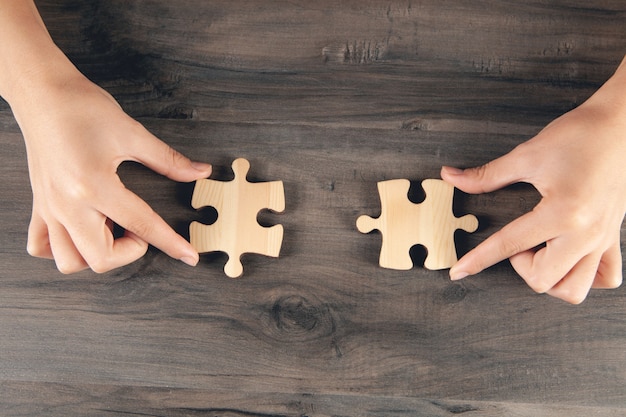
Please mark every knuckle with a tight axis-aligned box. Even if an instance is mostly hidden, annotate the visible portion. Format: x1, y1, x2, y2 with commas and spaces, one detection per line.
551, 285, 588, 305
65, 179, 97, 202
166, 145, 186, 165
558, 205, 597, 232
495, 232, 524, 260
564, 292, 588, 305
525, 275, 552, 294
55, 258, 87, 275
606, 274, 623, 289
473, 163, 490, 181
598, 272, 623, 289
89, 258, 115, 274
470, 163, 493, 193
125, 216, 157, 239
26, 240, 48, 258
563, 290, 588, 305
162, 145, 188, 176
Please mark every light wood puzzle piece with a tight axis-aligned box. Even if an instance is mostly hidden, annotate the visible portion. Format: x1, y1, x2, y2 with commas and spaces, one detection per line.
190, 158, 285, 278
356, 179, 478, 270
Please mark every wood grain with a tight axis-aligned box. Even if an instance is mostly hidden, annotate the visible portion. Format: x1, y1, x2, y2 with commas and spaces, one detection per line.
0, 1, 625, 415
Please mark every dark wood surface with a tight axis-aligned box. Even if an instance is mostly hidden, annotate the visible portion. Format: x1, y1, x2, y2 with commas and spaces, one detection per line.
1, 1, 625, 415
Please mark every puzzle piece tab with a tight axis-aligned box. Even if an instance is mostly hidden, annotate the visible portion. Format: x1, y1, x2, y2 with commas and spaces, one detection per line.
356, 179, 478, 270
190, 158, 285, 278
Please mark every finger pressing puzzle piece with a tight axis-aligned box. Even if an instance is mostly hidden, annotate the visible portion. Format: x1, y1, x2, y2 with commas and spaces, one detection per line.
357, 178, 478, 270
190, 158, 285, 278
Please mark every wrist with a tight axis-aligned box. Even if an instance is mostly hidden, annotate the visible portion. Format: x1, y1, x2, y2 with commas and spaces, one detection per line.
579, 55, 626, 122
6, 54, 88, 135
4, 46, 82, 107
0, 1, 83, 112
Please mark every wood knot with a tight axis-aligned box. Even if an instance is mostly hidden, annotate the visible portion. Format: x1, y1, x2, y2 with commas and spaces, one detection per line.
264, 294, 335, 343
441, 283, 468, 304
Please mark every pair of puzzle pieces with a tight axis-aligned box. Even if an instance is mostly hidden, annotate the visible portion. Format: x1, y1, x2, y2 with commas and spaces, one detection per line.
189, 158, 477, 277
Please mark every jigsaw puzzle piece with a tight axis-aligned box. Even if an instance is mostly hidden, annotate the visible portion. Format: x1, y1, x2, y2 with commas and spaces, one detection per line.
190, 158, 285, 278
357, 179, 415, 270
419, 179, 478, 270
357, 178, 478, 271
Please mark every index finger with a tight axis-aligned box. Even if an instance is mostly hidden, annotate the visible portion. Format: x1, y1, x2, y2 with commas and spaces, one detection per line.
450, 205, 557, 280
101, 184, 199, 266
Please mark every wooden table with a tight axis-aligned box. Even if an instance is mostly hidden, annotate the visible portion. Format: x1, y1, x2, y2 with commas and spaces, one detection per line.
1, 1, 625, 415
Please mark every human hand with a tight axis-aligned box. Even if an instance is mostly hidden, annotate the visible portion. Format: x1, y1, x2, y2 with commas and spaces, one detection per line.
441, 60, 626, 304
14, 74, 212, 274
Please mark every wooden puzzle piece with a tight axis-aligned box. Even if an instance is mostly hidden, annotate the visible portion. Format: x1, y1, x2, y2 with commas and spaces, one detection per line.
356, 178, 478, 270
190, 158, 285, 278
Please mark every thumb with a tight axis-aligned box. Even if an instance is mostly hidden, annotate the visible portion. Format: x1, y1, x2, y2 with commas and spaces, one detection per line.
441, 146, 529, 194
130, 126, 212, 182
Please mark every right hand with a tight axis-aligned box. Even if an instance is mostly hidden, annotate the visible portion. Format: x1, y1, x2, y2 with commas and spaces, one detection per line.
442, 69, 626, 304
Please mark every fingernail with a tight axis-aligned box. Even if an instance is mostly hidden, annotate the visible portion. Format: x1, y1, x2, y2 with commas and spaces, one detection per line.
180, 255, 198, 267
191, 161, 212, 173
450, 270, 469, 281
443, 166, 464, 175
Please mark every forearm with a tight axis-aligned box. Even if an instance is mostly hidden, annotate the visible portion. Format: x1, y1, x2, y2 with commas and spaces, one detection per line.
0, 0, 80, 111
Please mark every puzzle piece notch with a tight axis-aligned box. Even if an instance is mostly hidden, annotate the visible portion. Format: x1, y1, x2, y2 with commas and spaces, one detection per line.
190, 158, 285, 278
357, 178, 478, 271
